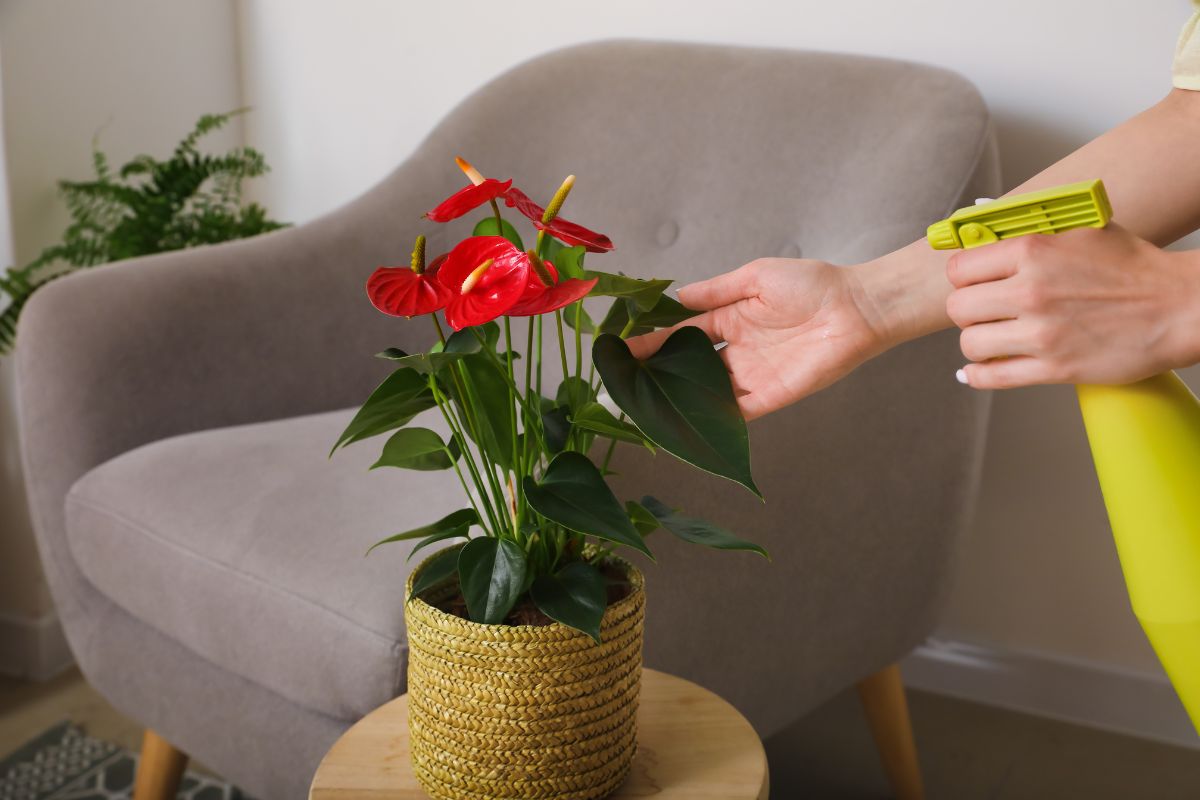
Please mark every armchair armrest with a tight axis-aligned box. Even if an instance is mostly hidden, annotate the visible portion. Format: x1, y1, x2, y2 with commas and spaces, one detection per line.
15, 177, 434, 628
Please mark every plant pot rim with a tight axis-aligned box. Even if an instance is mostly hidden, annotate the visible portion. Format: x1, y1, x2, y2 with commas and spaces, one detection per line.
405, 544, 645, 642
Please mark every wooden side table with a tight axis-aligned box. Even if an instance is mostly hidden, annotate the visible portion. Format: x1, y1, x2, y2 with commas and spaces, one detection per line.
309, 668, 769, 799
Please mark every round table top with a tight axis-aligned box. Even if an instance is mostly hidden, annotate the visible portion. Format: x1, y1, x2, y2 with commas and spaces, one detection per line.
309, 668, 769, 800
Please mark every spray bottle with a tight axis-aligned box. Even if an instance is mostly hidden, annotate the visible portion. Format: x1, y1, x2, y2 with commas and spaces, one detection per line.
928, 180, 1200, 734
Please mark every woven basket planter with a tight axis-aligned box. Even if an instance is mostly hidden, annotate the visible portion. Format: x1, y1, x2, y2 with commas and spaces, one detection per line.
404, 552, 645, 800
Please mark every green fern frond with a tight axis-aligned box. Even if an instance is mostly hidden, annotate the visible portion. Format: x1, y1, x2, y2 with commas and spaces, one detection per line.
1, 108, 286, 356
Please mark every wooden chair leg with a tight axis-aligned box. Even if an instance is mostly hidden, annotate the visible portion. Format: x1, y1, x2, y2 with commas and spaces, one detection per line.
133, 729, 188, 800
856, 663, 925, 800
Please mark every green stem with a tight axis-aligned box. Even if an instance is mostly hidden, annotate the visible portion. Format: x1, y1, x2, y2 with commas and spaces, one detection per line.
554, 310, 570, 384
430, 386, 491, 534
431, 379, 501, 535
573, 301, 583, 382
431, 319, 507, 534
600, 412, 628, 474
488, 198, 504, 233
503, 317, 522, 530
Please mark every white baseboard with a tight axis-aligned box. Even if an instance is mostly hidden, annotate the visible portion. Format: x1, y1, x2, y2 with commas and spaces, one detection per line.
901, 638, 1199, 751
0, 610, 73, 681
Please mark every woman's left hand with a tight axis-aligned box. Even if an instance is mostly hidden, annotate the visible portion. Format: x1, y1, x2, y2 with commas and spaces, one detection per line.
946, 224, 1200, 389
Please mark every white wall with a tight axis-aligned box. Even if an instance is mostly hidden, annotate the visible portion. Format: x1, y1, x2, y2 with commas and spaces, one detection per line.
237, 0, 1199, 711
0, 0, 243, 677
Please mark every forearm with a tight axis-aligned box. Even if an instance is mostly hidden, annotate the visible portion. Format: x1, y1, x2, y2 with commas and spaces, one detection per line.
853, 88, 1200, 347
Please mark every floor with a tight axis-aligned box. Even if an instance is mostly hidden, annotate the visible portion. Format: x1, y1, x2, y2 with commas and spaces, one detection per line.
3, 668, 1199, 798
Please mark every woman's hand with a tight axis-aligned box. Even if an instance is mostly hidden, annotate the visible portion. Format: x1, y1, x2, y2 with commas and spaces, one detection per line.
627, 258, 893, 420
947, 224, 1200, 389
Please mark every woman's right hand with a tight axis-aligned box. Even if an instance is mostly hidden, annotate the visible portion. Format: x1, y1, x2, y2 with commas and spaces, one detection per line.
627, 258, 896, 420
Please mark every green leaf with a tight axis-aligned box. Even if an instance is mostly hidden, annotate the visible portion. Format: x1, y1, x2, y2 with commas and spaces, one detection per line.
571, 403, 653, 449
531, 562, 607, 642
367, 508, 479, 556
454, 354, 516, 470
473, 216, 525, 250
592, 327, 760, 497
541, 404, 572, 454
450, 321, 500, 353
376, 348, 473, 375
598, 294, 699, 338
406, 525, 470, 562
540, 235, 564, 263
332, 368, 436, 454
408, 546, 462, 600
625, 500, 660, 537
585, 270, 672, 311
458, 537, 529, 624
550, 245, 587, 280
641, 496, 768, 559
556, 376, 592, 414
370, 427, 455, 471
562, 302, 596, 334
522, 452, 652, 558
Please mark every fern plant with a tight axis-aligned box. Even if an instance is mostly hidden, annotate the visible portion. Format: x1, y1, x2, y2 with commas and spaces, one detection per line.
0, 109, 286, 354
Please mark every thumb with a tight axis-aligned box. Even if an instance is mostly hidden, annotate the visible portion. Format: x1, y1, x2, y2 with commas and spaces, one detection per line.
677, 262, 758, 310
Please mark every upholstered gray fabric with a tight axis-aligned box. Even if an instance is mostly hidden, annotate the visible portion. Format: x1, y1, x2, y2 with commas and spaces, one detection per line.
17, 41, 999, 799
65, 409, 451, 721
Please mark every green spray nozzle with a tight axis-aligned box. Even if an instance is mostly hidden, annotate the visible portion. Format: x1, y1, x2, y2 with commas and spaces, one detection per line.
927, 179, 1113, 250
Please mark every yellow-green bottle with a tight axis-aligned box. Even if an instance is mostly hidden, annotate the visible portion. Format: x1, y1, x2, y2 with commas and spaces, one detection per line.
930, 181, 1200, 734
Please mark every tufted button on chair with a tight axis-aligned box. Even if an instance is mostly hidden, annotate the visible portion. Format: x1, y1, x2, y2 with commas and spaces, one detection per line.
17, 40, 997, 799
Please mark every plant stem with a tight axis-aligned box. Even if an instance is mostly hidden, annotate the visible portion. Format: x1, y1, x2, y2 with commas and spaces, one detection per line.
574, 301, 583, 382
488, 198, 504, 233
554, 310, 570, 384
429, 384, 492, 534
430, 317, 506, 535
503, 317, 522, 530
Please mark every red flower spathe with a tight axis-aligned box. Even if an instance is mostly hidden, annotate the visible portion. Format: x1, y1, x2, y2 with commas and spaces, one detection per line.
506, 272, 598, 317
366, 253, 453, 318
503, 187, 614, 253
437, 237, 531, 330
426, 178, 513, 223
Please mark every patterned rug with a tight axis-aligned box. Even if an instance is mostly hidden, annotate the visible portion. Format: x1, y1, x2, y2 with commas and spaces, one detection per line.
0, 722, 249, 800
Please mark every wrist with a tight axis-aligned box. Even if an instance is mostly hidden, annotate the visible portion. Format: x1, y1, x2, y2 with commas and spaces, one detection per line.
847, 239, 955, 351
1163, 248, 1200, 370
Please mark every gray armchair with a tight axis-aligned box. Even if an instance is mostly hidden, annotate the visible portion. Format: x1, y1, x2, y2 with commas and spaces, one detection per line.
16, 41, 996, 799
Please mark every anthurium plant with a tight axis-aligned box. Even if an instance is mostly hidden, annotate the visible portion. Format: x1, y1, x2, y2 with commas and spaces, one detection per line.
335, 157, 766, 642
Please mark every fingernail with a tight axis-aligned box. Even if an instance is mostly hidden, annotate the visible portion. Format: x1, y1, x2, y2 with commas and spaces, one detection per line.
955, 368, 969, 385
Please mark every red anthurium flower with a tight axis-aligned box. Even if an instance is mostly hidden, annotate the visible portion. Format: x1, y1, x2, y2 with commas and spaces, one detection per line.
506, 271, 598, 317
503, 187, 614, 253
425, 178, 513, 223
518, 259, 558, 303
437, 236, 531, 330
366, 253, 453, 318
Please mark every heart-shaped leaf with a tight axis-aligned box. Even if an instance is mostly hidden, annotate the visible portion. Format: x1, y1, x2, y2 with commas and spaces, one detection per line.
552, 245, 587, 280
407, 525, 470, 562
625, 499, 660, 537
371, 427, 456, 471
570, 403, 653, 449
585, 270, 672, 311
556, 376, 592, 414
541, 403, 572, 454
408, 545, 462, 600
641, 496, 768, 558
367, 508, 479, 556
472, 216, 525, 251
562, 301, 596, 334
332, 368, 435, 454
452, 354, 516, 470
458, 537, 528, 624
598, 294, 699, 338
531, 561, 607, 642
522, 452, 652, 558
593, 326, 759, 496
